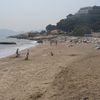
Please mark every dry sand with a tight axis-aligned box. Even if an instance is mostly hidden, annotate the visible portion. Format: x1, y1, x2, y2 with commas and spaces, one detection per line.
0, 42, 100, 100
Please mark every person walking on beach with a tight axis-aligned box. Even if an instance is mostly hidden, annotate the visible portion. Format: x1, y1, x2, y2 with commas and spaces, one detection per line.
16, 48, 20, 57
55, 40, 58, 46
25, 49, 29, 60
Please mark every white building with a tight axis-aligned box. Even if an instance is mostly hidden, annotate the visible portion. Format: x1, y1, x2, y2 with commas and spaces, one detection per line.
76, 7, 93, 15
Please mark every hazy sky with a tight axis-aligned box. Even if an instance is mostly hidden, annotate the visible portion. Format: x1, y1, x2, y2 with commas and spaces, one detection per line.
0, 0, 100, 32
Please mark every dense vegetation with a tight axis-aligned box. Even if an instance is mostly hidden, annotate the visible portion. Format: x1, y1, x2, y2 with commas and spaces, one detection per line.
46, 6, 100, 36
46, 24, 57, 32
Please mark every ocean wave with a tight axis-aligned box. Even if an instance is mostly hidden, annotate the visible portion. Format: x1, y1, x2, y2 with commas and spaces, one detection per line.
0, 39, 37, 58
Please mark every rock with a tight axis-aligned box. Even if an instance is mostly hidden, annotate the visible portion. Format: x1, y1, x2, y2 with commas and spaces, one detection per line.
96, 46, 100, 49
37, 40, 43, 43
0, 42, 16, 45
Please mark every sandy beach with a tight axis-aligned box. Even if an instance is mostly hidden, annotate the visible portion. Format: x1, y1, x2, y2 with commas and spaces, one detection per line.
0, 40, 100, 100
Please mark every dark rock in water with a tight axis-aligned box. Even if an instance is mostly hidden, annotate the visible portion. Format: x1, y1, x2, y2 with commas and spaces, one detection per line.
0, 42, 16, 45
37, 40, 43, 43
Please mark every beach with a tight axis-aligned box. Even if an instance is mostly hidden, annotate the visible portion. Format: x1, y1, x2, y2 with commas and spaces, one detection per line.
0, 39, 100, 100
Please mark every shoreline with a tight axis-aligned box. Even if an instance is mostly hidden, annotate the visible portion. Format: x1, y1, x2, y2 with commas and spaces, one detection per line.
0, 40, 38, 59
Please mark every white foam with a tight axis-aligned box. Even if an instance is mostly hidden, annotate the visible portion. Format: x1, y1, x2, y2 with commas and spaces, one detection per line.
0, 41, 37, 58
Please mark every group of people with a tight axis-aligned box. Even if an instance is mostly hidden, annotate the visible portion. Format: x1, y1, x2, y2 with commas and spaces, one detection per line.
16, 48, 29, 60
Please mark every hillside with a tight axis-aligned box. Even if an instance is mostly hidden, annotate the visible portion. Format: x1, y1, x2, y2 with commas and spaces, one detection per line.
46, 6, 100, 36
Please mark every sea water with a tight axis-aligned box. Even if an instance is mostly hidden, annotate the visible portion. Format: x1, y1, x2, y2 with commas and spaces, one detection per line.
0, 37, 37, 58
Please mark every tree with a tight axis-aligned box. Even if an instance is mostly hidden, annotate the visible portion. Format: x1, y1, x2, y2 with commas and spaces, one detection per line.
46, 24, 56, 32
71, 26, 91, 36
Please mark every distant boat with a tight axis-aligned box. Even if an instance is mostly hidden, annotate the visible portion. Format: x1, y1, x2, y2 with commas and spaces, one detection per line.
0, 42, 16, 45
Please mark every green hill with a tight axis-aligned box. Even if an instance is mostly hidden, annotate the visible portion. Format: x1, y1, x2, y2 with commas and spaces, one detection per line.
46, 6, 100, 36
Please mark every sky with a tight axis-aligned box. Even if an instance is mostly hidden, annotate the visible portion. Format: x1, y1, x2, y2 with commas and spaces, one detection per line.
0, 0, 100, 32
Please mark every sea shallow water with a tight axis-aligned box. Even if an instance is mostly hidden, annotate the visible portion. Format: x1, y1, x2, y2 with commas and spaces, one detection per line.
0, 37, 37, 58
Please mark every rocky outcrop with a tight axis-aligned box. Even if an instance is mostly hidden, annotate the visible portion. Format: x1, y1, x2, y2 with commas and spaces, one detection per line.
0, 42, 16, 45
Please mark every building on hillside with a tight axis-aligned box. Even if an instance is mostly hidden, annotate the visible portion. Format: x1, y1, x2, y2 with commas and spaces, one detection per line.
76, 6, 100, 16
92, 32, 100, 38
76, 7, 93, 15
